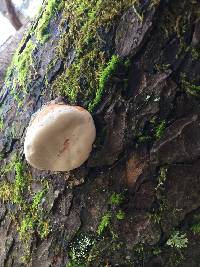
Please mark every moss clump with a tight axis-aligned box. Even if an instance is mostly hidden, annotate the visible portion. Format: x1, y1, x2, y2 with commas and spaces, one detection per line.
155, 167, 167, 192
68, 233, 96, 266
155, 120, 166, 139
0, 181, 13, 202
109, 192, 124, 206
0, 118, 4, 131
0, 156, 49, 260
88, 55, 121, 112
137, 134, 152, 144
5, 39, 35, 101
190, 214, 200, 234
116, 210, 125, 220
166, 231, 188, 249
52, 0, 136, 110
97, 212, 112, 235
14, 40, 35, 89
18, 186, 49, 241
35, 0, 64, 43
13, 161, 28, 205
180, 73, 200, 96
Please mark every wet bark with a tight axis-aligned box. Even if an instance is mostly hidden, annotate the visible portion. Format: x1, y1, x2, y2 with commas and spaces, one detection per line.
1, 0, 200, 266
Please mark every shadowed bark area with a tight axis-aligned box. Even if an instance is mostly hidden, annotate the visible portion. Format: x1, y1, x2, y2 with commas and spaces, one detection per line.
0, 0, 200, 266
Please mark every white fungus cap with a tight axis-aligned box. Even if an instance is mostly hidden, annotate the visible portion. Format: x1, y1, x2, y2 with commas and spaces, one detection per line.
24, 103, 96, 171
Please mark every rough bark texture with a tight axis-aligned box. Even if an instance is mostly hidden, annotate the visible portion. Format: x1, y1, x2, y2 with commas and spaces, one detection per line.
1, 0, 200, 266
0, 23, 29, 88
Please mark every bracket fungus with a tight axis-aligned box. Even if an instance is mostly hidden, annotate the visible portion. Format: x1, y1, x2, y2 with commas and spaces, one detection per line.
24, 103, 96, 171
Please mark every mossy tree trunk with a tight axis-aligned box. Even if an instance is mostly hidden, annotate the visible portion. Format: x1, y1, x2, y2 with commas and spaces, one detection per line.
1, 0, 200, 266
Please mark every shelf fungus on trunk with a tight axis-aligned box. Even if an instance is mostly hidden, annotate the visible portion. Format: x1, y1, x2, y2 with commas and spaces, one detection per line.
24, 102, 96, 171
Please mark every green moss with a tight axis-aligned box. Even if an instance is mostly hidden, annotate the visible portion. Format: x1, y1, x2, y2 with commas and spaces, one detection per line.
149, 168, 169, 224
97, 212, 112, 235
19, 214, 35, 240
38, 220, 50, 239
52, 0, 136, 110
166, 231, 188, 249
31, 190, 45, 210
88, 55, 121, 112
109, 192, 124, 206
1, 154, 18, 175
0, 118, 4, 131
132, 242, 164, 266
180, 73, 200, 96
5, 39, 35, 100
155, 167, 167, 192
17, 181, 49, 242
0, 157, 49, 260
14, 40, 35, 89
69, 233, 96, 266
5, 0, 135, 109
190, 46, 200, 60
155, 120, 166, 139
155, 63, 171, 73
149, 212, 161, 224
190, 214, 200, 234
152, 247, 161, 256
116, 210, 125, 220
0, 181, 13, 202
13, 161, 27, 205
137, 134, 152, 144
35, 0, 64, 43
135, 117, 166, 146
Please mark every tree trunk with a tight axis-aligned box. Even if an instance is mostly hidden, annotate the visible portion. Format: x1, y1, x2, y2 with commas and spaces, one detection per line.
1, 0, 22, 30
0, 0, 200, 266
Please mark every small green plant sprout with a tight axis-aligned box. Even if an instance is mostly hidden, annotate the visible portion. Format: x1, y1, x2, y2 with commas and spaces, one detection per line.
109, 192, 124, 206
166, 231, 188, 249
155, 120, 166, 139
116, 210, 125, 220
97, 212, 111, 235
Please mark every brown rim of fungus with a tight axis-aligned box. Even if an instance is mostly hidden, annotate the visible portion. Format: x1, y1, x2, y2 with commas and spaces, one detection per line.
24, 103, 96, 171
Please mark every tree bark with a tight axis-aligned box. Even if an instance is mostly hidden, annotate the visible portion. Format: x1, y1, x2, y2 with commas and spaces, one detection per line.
1, 0, 200, 266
